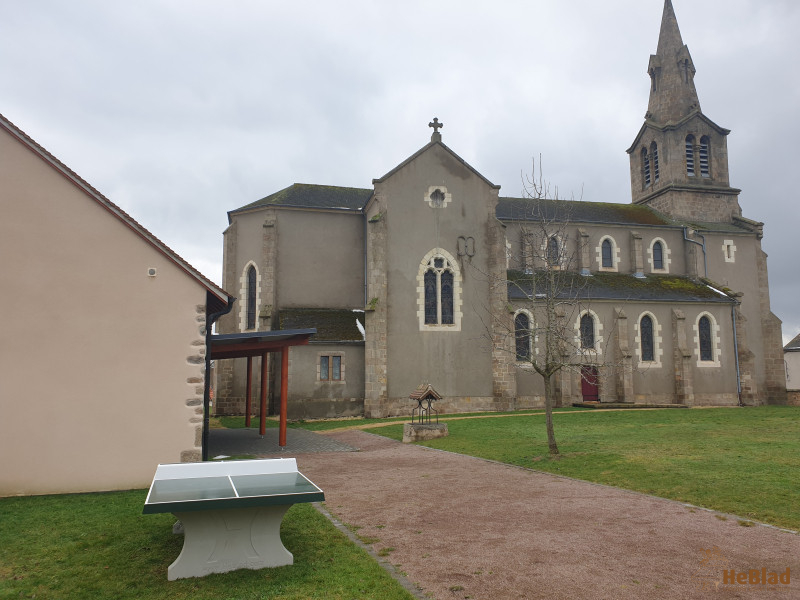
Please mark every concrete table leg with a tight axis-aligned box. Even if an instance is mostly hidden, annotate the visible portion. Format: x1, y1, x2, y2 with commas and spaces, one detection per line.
168, 505, 293, 580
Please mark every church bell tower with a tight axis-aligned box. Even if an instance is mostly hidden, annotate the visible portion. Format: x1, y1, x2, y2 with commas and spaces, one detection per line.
627, 0, 742, 223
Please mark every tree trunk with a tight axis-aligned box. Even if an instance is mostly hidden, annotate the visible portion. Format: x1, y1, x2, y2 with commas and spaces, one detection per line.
543, 374, 560, 456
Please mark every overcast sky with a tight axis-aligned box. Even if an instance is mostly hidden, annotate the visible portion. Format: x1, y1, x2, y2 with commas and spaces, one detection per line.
3, 0, 798, 342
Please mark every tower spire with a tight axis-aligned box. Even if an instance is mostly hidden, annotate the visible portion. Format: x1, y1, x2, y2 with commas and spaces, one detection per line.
646, 0, 700, 124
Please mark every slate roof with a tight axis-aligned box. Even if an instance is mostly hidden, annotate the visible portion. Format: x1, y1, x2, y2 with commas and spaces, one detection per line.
231, 185, 753, 236
507, 270, 735, 303
497, 197, 673, 227
678, 219, 750, 234
231, 183, 371, 215
277, 308, 365, 342
785, 333, 800, 352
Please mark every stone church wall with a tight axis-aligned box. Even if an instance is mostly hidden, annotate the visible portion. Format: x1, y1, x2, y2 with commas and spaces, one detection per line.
275, 209, 364, 309
378, 144, 498, 406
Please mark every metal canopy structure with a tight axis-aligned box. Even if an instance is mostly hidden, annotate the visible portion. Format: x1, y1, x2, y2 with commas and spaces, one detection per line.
205, 328, 316, 458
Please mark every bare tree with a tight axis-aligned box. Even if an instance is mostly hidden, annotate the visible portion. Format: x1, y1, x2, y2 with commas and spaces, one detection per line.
496, 159, 615, 456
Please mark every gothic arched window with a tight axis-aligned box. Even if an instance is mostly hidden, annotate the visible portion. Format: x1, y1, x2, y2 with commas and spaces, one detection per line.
640, 315, 654, 362
601, 239, 613, 268
685, 135, 696, 176
421, 252, 458, 327
580, 313, 595, 350
246, 265, 257, 330
653, 241, 664, 270
642, 147, 651, 188
699, 315, 713, 361
651, 142, 660, 183
514, 312, 531, 361
699, 136, 710, 177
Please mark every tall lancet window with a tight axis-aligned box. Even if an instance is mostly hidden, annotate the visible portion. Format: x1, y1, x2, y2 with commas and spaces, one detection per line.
246, 265, 257, 330
547, 236, 560, 266
440, 270, 454, 324
424, 270, 437, 324
686, 135, 696, 176
651, 142, 660, 183
698, 315, 713, 361
580, 313, 595, 350
640, 315, 655, 362
653, 241, 664, 270
601, 239, 613, 268
699, 136, 710, 177
642, 147, 651, 188
514, 311, 532, 361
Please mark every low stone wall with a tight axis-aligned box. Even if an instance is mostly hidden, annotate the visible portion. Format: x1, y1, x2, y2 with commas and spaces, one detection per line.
515, 396, 546, 409
366, 396, 513, 418
287, 398, 364, 420
402, 423, 449, 443
787, 390, 800, 406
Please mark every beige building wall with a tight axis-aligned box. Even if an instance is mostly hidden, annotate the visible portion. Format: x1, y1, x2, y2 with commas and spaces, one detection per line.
0, 124, 213, 496
786, 350, 800, 405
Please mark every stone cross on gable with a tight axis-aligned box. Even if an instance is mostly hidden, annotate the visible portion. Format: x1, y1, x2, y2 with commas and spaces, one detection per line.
429, 117, 443, 142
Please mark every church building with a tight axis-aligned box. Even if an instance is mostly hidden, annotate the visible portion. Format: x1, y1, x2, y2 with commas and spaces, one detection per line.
215, 0, 787, 419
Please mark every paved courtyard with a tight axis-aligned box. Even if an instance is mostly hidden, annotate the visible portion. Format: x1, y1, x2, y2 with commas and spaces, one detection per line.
253, 429, 798, 600
208, 426, 356, 457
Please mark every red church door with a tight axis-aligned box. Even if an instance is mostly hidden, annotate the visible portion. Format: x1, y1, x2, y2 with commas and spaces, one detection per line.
581, 365, 599, 402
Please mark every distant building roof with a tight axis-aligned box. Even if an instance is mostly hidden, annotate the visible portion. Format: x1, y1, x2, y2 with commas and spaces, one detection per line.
507, 271, 735, 304
277, 308, 365, 342
785, 333, 800, 352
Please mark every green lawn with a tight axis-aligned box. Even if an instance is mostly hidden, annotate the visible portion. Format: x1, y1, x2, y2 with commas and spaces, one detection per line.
0, 491, 414, 600
211, 408, 585, 432
364, 406, 800, 531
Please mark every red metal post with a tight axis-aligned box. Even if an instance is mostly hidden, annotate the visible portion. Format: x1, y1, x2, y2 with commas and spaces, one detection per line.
259, 352, 268, 436
245, 356, 253, 428
279, 347, 289, 446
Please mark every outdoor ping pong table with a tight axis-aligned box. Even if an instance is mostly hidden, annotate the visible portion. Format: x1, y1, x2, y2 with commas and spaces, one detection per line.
143, 458, 324, 580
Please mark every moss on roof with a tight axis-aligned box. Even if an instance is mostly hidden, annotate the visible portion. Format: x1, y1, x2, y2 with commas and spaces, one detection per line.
507, 270, 734, 303
497, 197, 673, 226
232, 183, 372, 213
232, 183, 751, 237
278, 308, 364, 342
681, 219, 751, 234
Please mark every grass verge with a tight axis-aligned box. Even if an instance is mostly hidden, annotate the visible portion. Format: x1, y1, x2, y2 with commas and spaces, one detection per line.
364, 406, 800, 531
211, 408, 587, 432
0, 491, 414, 600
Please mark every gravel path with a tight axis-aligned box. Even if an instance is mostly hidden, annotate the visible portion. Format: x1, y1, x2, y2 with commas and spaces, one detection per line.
264, 430, 798, 600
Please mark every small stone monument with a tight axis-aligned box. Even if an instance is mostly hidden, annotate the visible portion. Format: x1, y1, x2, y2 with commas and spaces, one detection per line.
403, 383, 449, 443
